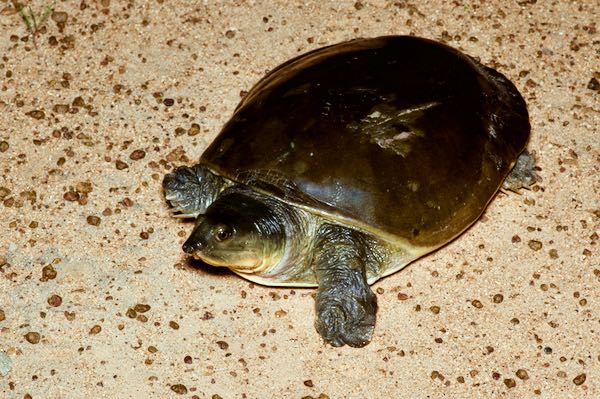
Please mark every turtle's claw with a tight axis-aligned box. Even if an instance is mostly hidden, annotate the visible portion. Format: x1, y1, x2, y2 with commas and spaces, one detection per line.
315, 287, 377, 348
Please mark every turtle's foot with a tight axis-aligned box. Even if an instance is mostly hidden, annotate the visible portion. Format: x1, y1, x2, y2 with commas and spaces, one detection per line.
502, 150, 539, 192
315, 269, 378, 348
163, 165, 225, 218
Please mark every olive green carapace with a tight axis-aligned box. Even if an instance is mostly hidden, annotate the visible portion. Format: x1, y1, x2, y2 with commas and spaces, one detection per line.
200, 36, 530, 250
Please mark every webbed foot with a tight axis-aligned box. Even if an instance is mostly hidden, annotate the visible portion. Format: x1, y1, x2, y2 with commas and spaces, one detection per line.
315, 271, 377, 347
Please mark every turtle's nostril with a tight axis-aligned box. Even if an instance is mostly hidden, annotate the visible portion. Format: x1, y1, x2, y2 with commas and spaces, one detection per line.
182, 241, 195, 254
182, 237, 204, 254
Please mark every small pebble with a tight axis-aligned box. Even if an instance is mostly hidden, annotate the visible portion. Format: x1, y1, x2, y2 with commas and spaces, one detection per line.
47, 294, 62, 307
163, 98, 175, 107
89, 325, 102, 335
24, 332, 41, 344
87, 215, 101, 226
171, 384, 188, 394
41, 264, 57, 281
134, 304, 151, 313
130, 149, 146, 160
188, 123, 200, 136
51, 10, 67, 23
0, 141, 8, 152
216, 341, 229, 350
504, 378, 516, 388
397, 293, 409, 300
76, 182, 93, 193
0, 187, 11, 200
169, 321, 180, 330
493, 294, 504, 303
429, 305, 440, 314
0, 309, 5, 321
573, 373, 586, 386
528, 240, 543, 251
115, 160, 128, 170
516, 369, 529, 380
0, 351, 12, 377
304, 379, 314, 387
27, 110, 45, 119
471, 300, 483, 309
63, 191, 79, 201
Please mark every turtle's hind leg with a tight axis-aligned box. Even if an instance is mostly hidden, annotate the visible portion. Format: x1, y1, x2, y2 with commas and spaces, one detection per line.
163, 164, 230, 218
502, 150, 539, 192
312, 224, 379, 347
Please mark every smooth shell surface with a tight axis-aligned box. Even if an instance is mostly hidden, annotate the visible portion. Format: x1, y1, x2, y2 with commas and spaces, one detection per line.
201, 36, 530, 250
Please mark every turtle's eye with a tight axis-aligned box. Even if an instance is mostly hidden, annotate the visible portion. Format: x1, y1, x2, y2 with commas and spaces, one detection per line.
214, 224, 234, 242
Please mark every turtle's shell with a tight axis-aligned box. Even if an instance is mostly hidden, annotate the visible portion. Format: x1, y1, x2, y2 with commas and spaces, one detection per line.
200, 36, 529, 253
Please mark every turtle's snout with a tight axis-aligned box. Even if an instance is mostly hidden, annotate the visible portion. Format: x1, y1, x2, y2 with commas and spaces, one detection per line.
182, 234, 205, 254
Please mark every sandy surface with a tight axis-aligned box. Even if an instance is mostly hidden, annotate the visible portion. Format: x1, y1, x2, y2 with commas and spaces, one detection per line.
0, 0, 598, 398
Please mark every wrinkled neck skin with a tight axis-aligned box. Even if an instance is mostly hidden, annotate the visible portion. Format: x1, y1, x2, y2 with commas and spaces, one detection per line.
224, 186, 319, 284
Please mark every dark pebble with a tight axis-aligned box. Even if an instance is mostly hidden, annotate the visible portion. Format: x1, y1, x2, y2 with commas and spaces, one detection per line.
63, 191, 79, 201
24, 332, 41, 344
216, 340, 229, 350
573, 373, 586, 385
89, 325, 102, 335
47, 294, 62, 307
134, 304, 151, 313
516, 369, 529, 380
87, 215, 101, 226
170, 384, 188, 394
504, 378, 516, 388
26, 110, 45, 119
130, 149, 146, 160
471, 299, 483, 308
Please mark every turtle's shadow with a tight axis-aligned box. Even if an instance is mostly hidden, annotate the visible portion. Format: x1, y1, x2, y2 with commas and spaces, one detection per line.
184, 257, 235, 277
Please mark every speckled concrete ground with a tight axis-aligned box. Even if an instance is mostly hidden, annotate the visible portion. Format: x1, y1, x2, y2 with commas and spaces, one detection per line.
0, 1, 598, 398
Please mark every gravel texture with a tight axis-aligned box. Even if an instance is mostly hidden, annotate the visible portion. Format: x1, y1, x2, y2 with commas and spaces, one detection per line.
0, 0, 598, 398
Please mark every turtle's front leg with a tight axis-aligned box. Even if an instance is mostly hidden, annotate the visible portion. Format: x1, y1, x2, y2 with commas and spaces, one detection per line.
162, 164, 229, 218
502, 150, 539, 192
312, 224, 378, 347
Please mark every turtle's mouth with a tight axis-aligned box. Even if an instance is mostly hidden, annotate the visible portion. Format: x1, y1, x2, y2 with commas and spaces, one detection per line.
192, 250, 269, 274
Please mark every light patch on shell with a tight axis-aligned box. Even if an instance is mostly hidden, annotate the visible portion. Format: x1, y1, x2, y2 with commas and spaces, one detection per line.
349, 101, 440, 157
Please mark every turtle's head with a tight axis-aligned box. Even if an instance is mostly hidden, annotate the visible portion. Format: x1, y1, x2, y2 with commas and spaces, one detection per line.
182, 191, 286, 274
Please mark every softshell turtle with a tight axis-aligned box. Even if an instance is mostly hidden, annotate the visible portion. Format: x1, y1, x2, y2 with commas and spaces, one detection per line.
163, 36, 535, 347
